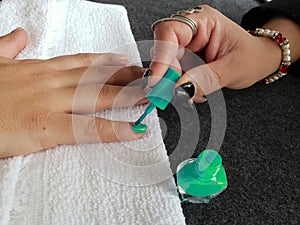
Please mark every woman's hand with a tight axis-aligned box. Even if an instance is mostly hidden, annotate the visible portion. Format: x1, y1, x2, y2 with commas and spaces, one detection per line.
0, 28, 147, 158
150, 5, 300, 102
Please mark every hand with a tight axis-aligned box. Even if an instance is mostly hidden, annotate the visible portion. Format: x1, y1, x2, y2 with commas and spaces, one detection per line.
0, 28, 147, 158
150, 5, 299, 102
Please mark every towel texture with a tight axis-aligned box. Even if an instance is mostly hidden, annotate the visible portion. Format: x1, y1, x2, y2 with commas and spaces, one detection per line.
0, 0, 185, 224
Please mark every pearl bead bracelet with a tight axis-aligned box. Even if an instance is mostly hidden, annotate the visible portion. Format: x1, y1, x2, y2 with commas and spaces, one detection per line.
249, 28, 291, 84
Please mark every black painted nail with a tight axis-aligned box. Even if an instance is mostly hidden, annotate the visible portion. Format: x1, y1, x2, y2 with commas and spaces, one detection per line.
175, 82, 195, 99
173, 83, 195, 111
141, 69, 151, 89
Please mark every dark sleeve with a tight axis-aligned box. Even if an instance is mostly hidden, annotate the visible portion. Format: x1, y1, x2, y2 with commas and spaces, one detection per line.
241, 0, 300, 29
241, 0, 300, 72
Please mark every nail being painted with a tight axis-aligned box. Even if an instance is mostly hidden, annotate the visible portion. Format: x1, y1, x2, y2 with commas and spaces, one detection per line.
132, 123, 147, 133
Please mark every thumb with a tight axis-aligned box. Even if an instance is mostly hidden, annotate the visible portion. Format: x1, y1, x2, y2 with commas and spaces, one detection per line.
177, 62, 224, 103
149, 21, 192, 87
0, 27, 28, 58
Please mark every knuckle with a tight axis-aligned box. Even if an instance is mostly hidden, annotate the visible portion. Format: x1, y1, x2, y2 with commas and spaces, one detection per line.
105, 53, 116, 62
202, 5, 221, 17
201, 4, 210, 9
32, 71, 61, 88
208, 67, 222, 92
129, 66, 143, 78
154, 23, 175, 37
95, 119, 106, 140
75, 53, 92, 66
98, 84, 114, 99
98, 85, 114, 108
32, 71, 51, 80
118, 66, 132, 78
86, 117, 98, 138
110, 121, 121, 139
213, 70, 222, 85
94, 66, 111, 82
89, 83, 104, 97
201, 4, 213, 12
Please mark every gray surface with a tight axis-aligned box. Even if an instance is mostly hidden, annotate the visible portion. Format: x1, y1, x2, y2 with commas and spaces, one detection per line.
91, 0, 299, 224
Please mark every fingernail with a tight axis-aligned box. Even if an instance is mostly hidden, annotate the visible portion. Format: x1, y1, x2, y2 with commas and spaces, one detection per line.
173, 82, 195, 110
175, 82, 195, 99
132, 123, 147, 134
141, 69, 151, 89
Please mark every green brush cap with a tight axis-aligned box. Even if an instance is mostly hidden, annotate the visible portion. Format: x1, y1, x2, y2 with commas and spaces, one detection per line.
146, 67, 181, 110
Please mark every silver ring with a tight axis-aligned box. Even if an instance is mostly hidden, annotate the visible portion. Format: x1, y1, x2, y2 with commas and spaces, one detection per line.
151, 6, 204, 37
151, 16, 198, 36
171, 14, 198, 36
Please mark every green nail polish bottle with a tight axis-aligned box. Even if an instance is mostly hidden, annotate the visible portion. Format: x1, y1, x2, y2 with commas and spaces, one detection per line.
176, 149, 227, 204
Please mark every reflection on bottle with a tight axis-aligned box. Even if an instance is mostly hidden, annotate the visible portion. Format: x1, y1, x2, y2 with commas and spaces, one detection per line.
176, 149, 227, 204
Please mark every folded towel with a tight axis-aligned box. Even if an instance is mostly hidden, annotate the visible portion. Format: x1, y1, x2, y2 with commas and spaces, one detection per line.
0, 0, 186, 224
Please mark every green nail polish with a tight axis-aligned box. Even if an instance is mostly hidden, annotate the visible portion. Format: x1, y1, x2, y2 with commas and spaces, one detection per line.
132, 123, 147, 133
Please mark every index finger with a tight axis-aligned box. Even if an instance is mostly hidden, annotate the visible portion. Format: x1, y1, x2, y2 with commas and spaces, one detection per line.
42, 113, 144, 148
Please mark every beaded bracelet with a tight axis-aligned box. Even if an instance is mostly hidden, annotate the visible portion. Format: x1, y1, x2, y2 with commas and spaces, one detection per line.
249, 28, 291, 84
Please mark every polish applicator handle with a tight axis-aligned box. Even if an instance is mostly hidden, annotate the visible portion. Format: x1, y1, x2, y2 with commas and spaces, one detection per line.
134, 67, 181, 125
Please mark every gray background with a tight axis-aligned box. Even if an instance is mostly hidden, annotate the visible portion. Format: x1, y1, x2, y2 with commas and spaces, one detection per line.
91, 1, 299, 224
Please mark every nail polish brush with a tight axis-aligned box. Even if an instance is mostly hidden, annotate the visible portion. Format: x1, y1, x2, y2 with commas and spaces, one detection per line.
132, 67, 181, 133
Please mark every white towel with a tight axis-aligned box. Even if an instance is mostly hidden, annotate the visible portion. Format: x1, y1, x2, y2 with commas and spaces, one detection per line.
0, 0, 186, 224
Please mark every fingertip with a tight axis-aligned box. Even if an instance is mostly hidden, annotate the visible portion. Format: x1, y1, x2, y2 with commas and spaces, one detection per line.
178, 64, 222, 101
148, 62, 169, 87
177, 73, 204, 102
149, 38, 180, 85
111, 121, 145, 142
149, 61, 169, 76
0, 27, 28, 58
11, 27, 28, 45
131, 123, 147, 134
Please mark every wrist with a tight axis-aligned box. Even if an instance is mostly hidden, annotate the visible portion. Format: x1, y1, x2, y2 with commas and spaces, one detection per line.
257, 36, 282, 74
248, 27, 292, 84
263, 17, 300, 63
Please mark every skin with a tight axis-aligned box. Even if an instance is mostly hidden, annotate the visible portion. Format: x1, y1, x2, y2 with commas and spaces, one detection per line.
150, 5, 300, 102
0, 28, 148, 158
2, 6, 299, 158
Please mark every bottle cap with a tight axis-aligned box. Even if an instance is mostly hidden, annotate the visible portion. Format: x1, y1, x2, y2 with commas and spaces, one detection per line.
196, 149, 222, 178
146, 67, 181, 110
